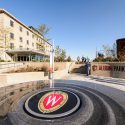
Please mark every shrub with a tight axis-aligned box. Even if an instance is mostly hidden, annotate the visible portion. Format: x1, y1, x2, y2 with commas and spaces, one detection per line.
7, 65, 50, 73
41, 65, 48, 72
54, 66, 59, 71
0, 59, 5, 62
93, 57, 119, 62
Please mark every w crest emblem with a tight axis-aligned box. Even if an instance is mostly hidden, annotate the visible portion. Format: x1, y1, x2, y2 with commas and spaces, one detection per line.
38, 91, 68, 113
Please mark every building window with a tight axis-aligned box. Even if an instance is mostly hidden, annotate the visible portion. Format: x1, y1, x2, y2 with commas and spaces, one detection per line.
42, 41, 45, 44
27, 40, 29, 45
10, 20, 14, 27
19, 45, 23, 50
27, 31, 29, 36
19, 26, 23, 32
36, 44, 39, 49
19, 37, 23, 42
32, 34, 34, 38
32, 43, 34, 47
10, 43, 14, 49
10, 33, 14, 39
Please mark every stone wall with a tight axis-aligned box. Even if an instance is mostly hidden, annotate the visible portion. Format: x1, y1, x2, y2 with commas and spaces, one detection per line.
91, 62, 125, 79
0, 72, 45, 86
0, 62, 25, 73
0, 80, 47, 118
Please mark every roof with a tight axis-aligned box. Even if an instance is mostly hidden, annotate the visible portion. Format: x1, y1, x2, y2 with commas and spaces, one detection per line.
29, 26, 42, 36
116, 38, 125, 43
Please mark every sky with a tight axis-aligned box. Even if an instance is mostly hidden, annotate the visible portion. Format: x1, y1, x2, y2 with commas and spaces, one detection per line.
1, 0, 125, 60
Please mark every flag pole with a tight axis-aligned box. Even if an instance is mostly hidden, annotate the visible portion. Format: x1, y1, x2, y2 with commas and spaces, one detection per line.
50, 41, 54, 88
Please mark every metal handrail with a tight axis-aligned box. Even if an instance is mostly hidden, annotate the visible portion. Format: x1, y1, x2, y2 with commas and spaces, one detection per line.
0, 62, 24, 69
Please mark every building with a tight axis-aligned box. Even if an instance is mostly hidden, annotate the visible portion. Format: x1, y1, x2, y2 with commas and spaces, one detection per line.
116, 38, 125, 61
0, 9, 52, 61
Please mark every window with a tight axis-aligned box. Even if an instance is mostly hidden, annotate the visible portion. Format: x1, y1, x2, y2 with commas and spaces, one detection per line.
32, 43, 34, 47
19, 26, 23, 32
10, 33, 14, 39
10, 43, 14, 49
36, 44, 39, 49
32, 34, 34, 38
19, 37, 23, 42
27, 40, 29, 45
10, 20, 14, 27
27, 31, 29, 36
19, 46, 23, 50
42, 41, 45, 44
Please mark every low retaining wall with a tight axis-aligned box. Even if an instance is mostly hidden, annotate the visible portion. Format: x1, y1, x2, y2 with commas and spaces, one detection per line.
0, 62, 25, 73
0, 72, 45, 87
0, 80, 47, 118
91, 62, 125, 79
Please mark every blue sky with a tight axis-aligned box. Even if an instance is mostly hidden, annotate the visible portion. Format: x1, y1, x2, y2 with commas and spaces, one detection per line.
1, 0, 125, 60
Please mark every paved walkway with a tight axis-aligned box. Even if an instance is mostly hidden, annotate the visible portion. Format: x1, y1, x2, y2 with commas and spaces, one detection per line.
56, 73, 125, 110
60, 73, 125, 92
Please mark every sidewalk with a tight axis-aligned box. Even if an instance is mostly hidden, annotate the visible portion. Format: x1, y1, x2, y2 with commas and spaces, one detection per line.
59, 73, 125, 92
89, 75, 125, 86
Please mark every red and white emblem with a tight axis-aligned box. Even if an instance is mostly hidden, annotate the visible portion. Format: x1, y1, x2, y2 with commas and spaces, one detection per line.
38, 91, 68, 113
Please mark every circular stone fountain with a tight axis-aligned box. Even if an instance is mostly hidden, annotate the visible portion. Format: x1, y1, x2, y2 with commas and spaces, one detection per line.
24, 88, 81, 119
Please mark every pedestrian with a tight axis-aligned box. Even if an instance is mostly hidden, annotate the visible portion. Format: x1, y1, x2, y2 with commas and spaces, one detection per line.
86, 61, 91, 76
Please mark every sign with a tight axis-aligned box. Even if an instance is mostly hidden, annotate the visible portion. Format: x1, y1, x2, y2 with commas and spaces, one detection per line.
92, 65, 98, 71
24, 89, 80, 119
38, 91, 68, 113
92, 65, 125, 72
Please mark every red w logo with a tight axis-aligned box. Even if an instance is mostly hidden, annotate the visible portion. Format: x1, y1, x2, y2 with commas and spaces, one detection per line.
38, 91, 68, 113
43, 94, 63, 109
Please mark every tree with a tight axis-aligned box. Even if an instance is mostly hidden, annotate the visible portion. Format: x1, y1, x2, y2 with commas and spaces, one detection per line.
81, 56, 85, 62
98, 52, 104, 58
0, 25, 11, 61
0, 25, 10, 49
61, 49, 66, 61
54, 46, 67, 62
112, 43, 117, 58
38, 24, 50, 36
86, 57, 90, 62
102, 43, 117, 58
55, 46, 61, 57
93, 43, 118, 62
67, 56, 72, 62
102, 44, 111, 57
77, 56, 80, 62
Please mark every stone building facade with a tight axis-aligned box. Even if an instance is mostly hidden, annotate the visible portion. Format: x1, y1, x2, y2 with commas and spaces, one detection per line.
0, 9, 52, 61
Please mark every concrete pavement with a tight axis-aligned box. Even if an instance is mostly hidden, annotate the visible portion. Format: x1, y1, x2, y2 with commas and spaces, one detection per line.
56, 73, 125, 110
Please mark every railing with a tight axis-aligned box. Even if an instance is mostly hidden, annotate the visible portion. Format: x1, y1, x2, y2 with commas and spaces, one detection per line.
0, 62, 24, 69
5, 48, 50, 55
6, 48, 45, 52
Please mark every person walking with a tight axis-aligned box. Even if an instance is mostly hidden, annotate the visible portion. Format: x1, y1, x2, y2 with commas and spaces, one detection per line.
86, 61, 91, 76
